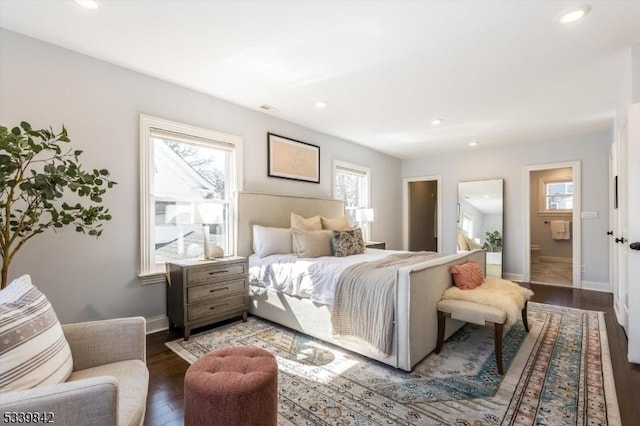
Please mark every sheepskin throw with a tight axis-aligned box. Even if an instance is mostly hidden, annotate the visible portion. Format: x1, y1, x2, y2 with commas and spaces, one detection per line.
442, 277, 534, 324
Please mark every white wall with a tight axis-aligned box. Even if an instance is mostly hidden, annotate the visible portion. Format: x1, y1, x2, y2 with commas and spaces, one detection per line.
632, 44, 640, 104
0, 30, 402, 324
403, 131, 611, 285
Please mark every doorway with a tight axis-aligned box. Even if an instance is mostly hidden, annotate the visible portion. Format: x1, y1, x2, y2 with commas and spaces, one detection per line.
523, 161, 581, 288
403, 176, 441, 252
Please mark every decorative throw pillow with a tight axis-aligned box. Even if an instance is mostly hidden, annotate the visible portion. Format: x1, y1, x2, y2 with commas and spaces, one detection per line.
291, 229, 333, 258
290, 212, 322, 231
320, 216, 350, 231
467, 238, 483, 250
332, 228, 366, 257
0, 275, 73, 392
252, 225, 292, 257
456, 229, 470, 251
450, 261, 484, 290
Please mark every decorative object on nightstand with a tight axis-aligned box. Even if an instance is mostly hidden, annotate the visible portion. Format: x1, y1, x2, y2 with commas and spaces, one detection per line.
355, 207, 374, 241
166, 256, 248, 340
365, 241, 386, 249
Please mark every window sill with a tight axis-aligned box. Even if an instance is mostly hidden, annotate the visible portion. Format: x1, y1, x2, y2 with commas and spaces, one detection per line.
537, 211, 573, 217
138, 272, 166, 285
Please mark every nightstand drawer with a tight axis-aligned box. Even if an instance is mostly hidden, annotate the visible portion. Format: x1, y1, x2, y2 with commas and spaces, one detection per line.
187, 278, 246, 303
187, 262, 246, 285
187, 294, 246, 322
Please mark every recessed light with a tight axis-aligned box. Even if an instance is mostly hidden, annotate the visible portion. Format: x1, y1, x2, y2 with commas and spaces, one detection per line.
560, 5, 591, 23
469, 141, 479, 147
315, 101, 327, 109
430, 118, 443, 126
75, 0, 99, 9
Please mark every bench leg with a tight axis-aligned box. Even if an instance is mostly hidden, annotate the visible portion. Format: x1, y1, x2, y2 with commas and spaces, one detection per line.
494, 322, 504, 375
522, 300, 529, 332
435, 310, 445, 354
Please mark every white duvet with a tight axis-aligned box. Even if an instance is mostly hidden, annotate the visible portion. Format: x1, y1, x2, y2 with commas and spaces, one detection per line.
249, 249, 402, 306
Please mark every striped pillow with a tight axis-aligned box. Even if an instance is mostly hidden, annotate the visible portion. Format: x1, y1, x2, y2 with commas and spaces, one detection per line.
0, 275, 73, 392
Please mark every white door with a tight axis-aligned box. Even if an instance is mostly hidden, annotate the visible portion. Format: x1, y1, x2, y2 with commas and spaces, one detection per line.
615, 126, 629, 333
609, 148, 619, 318
626, 103, 640, 363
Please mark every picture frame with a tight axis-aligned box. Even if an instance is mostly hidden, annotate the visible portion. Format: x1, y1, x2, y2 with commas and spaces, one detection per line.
267, 133, 320, 183
457, 203, 461, 223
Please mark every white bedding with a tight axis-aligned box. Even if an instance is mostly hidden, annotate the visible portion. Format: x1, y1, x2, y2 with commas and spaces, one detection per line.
249, 249, 402, 306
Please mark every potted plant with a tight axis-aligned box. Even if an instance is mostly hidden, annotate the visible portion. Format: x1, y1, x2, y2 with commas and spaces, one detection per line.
0, 122, 116, 288
485, 230, 503, 252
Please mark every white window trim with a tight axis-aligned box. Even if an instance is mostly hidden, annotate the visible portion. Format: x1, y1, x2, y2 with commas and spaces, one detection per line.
332, 159, 372, 238
538, 176, 573, 215
139, 114, 243, 283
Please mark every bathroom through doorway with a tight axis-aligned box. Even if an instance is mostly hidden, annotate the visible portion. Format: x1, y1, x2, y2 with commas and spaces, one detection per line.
522, 162, 581, 288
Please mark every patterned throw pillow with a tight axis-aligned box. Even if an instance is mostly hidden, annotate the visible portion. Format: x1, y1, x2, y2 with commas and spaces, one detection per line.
0, 275, 73, 392
450, 261, 484, 290
332, 228, 365, 257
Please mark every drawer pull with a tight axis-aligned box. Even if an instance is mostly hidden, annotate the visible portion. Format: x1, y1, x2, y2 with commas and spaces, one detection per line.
209, 287, 229, 293
210, 303, 229, 310
208, 270, 229, 275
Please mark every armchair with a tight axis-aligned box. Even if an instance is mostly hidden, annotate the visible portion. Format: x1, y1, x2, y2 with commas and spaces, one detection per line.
0, 317, 149, 426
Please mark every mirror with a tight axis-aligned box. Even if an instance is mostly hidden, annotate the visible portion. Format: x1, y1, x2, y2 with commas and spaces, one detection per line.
457, 179, 504, 277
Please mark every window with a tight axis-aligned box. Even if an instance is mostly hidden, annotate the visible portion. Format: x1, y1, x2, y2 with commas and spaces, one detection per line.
333, 160, 371, 238
461, 214, 473, 238
140, 115, 242, 279
539, 177, 573, 212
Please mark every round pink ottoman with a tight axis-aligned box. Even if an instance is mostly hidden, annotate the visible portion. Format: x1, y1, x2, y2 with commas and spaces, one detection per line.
184, 346, 278, 426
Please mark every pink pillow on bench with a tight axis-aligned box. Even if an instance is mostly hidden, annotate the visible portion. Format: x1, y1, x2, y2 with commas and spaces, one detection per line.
450, 261, 484, 290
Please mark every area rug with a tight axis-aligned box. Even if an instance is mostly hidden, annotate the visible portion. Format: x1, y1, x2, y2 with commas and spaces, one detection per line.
166, 302, 620, 425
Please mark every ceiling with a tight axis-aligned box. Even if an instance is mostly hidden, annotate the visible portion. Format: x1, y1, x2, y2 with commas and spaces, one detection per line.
1, 1, 639, 159
458, 179, 503, 214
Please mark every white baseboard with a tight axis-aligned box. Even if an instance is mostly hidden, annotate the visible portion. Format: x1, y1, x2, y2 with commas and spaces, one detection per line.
580, 281, 612, 293
145, 315, 169, 334
503, 273, 524, 282
539, 256, 572, 264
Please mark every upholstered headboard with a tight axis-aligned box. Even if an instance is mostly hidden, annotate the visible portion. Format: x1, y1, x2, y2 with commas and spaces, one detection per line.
236, 192, 345, 257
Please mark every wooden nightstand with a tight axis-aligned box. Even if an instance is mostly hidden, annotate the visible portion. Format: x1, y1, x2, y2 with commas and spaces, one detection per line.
166, 256, 248, 340
365, 241, 386, 249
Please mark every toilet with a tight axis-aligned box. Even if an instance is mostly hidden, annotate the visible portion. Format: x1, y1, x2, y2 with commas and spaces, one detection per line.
531, 244, 542, 264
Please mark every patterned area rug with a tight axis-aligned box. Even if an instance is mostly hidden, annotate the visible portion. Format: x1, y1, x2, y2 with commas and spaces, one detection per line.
166, 302, 620, 425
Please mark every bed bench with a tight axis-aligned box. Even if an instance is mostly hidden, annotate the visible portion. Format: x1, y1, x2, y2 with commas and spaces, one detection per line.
436, 299, 529, 374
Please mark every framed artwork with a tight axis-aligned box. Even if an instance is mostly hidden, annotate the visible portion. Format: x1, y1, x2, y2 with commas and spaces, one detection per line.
267, 133, 320, 183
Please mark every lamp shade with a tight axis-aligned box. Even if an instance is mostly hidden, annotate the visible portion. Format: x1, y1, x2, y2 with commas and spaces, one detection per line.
192, 202, 218, 224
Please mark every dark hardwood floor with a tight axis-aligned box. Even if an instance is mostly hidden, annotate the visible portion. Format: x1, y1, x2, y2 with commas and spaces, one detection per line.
144, 284, 640, 426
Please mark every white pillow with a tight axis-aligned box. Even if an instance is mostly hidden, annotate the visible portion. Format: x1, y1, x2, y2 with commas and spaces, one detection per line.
0, 275, 73, 392
291, 229, 333, 258
252, 225, 293, 257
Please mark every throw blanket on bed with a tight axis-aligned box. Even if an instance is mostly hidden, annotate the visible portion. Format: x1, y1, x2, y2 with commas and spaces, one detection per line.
441, 277, 534, 324
331, 252, 442, 354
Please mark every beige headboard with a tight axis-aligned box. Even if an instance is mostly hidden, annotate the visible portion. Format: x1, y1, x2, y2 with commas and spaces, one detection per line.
236, 192, 345, 257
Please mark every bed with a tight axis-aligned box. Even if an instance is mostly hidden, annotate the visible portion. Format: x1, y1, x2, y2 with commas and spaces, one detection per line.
236, 192, 486, 371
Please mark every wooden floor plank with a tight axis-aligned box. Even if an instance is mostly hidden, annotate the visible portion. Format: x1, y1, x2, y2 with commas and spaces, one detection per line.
143, 284, 640, 425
